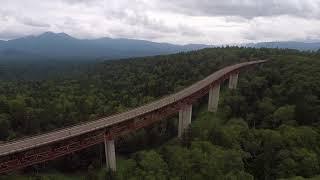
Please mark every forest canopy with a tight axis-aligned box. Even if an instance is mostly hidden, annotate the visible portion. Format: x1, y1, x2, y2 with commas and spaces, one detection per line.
1, 47, 320, 180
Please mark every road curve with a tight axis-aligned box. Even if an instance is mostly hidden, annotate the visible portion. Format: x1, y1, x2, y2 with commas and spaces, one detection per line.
0, 60, 267, 157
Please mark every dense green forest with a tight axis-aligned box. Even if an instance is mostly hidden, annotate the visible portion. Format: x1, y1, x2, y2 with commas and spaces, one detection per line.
1, 47, 320, 180
0, 47, 273, 140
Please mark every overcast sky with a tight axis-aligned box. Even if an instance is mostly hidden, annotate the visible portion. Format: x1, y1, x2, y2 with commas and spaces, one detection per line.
1, 0, 320, 45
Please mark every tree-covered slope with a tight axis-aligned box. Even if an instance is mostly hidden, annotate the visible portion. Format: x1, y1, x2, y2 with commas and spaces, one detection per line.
111, 54, 320, 180
0, 47, 274, 140
1, 47, 320, 180
246, 41, 320, 51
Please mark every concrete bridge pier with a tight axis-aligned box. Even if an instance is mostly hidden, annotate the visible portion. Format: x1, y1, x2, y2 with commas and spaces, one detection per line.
208, 84, 220, 112
104, 137, 116, 171
228, 73, 239, 89
178, 105, 192, 137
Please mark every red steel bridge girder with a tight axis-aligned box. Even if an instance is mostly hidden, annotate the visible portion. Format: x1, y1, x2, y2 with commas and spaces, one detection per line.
0, 130, 105, 174
0, 85, 210, 174
0, 60, 267, 174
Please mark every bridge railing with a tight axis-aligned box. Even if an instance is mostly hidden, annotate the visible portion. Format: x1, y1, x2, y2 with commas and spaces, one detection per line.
0, 60, 267, 157
0, 61, 239, 146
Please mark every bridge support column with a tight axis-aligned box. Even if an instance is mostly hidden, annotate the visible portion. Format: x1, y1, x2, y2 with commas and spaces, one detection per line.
104, 137, 116, 171
228, 73, 239, 89
178, 105, 192, 138
208, 84, 220, 112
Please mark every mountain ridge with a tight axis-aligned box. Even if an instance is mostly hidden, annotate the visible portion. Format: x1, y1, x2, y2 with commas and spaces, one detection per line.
0, 32, 211, 61
1, 32, 320, 61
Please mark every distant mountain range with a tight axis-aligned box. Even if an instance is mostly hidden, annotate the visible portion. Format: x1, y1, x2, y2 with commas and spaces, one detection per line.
245, 41, 320, 51
0, 32, 210, 61
0, 32, 319, 61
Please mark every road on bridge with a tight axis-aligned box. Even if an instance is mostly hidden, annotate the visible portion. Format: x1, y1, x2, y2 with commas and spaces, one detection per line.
0, 60, 267, 173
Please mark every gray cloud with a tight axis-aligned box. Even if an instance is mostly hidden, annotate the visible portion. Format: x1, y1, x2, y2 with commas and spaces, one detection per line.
106, 10, 174, 33
0, 30, 25, 40
106, 10, 202, 37
61, 0, 100, 5
158, 0, 320, 19
108, 26, 166, 40
0, 0, 320, 44
20, 17, 50, 28
241, 16, 320, 42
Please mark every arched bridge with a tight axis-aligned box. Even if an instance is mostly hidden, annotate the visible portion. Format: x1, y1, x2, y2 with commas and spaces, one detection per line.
0, 60, 267, 173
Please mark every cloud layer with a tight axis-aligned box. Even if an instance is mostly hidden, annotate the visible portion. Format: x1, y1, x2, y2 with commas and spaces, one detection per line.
159, 0, 320, 18
1, 0, 320, 44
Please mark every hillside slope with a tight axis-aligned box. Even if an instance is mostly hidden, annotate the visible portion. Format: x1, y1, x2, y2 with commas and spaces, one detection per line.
246, 41, 320, 51
1, 48, 320, 180
0, 32, 210, 61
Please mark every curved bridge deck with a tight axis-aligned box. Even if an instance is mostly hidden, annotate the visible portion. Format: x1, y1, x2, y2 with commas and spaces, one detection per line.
0, 60, 267, 173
